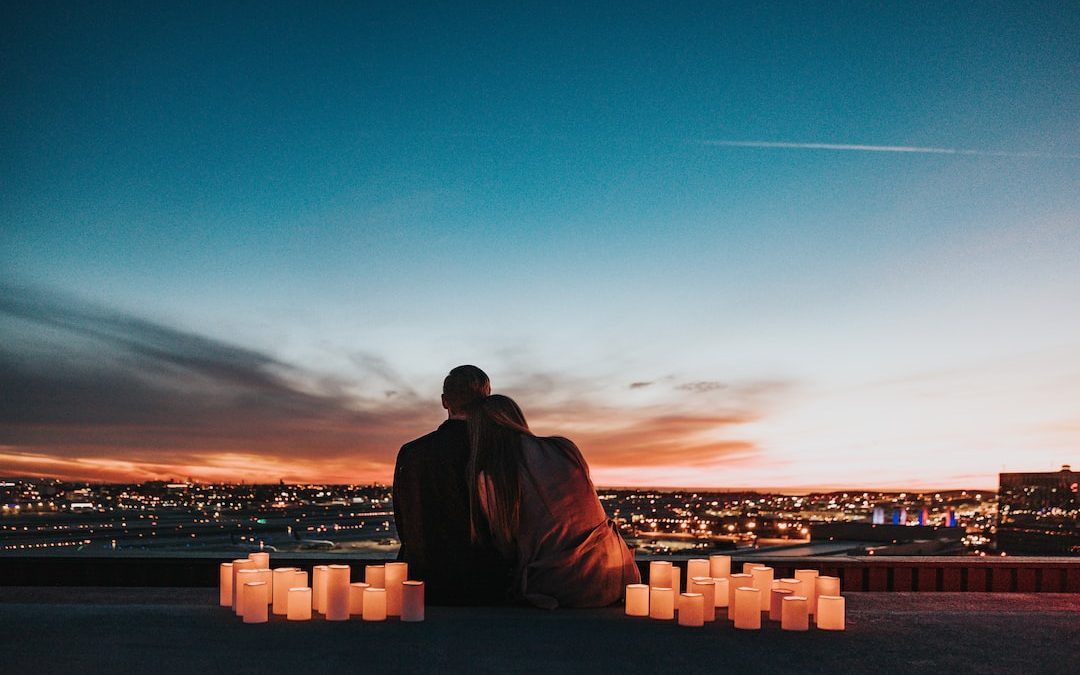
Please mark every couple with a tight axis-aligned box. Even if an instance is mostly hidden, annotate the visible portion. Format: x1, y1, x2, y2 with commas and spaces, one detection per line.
392, 365, 640, 608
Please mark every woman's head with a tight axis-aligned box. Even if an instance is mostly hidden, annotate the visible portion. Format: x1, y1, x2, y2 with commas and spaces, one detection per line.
468, 395, 532, 547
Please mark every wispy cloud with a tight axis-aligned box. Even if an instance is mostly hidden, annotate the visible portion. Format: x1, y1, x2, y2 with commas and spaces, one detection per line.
703, 140, 1080, 160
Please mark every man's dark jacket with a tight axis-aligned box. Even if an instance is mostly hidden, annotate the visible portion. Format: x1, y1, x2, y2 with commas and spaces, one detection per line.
393, 419, 509, 604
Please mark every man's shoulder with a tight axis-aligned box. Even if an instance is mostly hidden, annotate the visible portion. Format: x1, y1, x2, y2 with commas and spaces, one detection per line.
397, 421, 466, 462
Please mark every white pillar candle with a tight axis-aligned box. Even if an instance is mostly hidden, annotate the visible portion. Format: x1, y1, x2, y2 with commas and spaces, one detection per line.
678, 593, 704, 627
292, 569, 308, 590
362, 587, 387, 621
742, 562, 759, 574
248, 552, 270, 568
781, 595, 809, 631
728, 573, 751, 609
219, 563, 233, 607
794, 569, 819, 614
231, 559, 255, 610
236, 569, 261, 616
312, 565, 329, 613
648, 561, 672, 589
324, 564, 351, 621
779, 578, 802, 599
770, 588, 793, 621
712, 577, 729, 608
402, 580, 425, 622
349, 582, 370, 615
816, 575, 840, 600
272, 568, 297, 615
687, 559, 710, 580
817, 595, 845, 630
751, 566, 774, 610
709, 554, 731, 579
365, 564, 385, 589
242, 582, 268, 623
625, 583, 649, 616
648, 587, 674, 620
733, 587, 761, 629
384, 561, 408, 616
690, 578, 716, 621
287, 587, 312, 621
672, 567, 682, 607
252, 568, 272, 600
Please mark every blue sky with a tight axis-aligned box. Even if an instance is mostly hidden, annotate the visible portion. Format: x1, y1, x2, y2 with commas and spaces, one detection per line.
2, 1, 1078, 487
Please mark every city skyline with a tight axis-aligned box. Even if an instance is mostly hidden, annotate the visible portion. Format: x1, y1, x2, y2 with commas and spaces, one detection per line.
2, 3, 1079, 489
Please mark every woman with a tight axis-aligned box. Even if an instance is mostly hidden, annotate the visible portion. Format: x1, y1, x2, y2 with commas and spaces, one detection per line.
467, 394, 641, 608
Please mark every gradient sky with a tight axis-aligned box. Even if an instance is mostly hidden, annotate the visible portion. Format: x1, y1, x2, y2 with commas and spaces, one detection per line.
2, 1, 1078, 489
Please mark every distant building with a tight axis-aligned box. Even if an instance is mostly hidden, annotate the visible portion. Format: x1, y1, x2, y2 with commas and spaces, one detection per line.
997, 465, 1080, 554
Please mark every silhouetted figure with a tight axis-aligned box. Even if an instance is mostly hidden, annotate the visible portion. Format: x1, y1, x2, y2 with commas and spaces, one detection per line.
468, 394, 640, 608
393, 365, 510, 604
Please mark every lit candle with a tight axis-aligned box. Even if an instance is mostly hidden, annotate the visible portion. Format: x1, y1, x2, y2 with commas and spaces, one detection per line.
769, 588, 793, 621
677, 593, 704, 627
817, 595, 845, 630
365, 564, 385, 589
728, 573, 751, 609
287, 587, 312, 621
231, 559, 255, 611
349, 582, 369, 615
272, 568, 297, 615
236, 569, 261, 617
248, 552, 270, 568
363, 587, 387, 621
253, 568, 273, 605
384, 561, 408, 616
401, 580, 425, 622
712, 577, 730, 609
625, 583, 649, 616
672, 567, 682, 609
779, 578, 802, 599
649, 561, 672, 589
242, 581, 268, 623
781, 595, 809, 631
648, 587, 674, 620
733, 587, 761, 629
690, 578, 715, 621
742, 562, 759, 574
219, 562, 233, 607
324, 564, 351, 621
709, 554, 731, 579
751, 566, 774, 610
687, 559, 710, 580
816, 575, 840, 601
292, 569, 308, 590
794, 569, 819, 614
312, 565, 329, 613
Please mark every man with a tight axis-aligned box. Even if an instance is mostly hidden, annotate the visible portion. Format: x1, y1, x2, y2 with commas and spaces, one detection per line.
392, 365, 508, 604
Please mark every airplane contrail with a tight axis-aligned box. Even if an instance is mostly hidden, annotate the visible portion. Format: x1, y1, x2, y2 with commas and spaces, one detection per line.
703, 139, 1080, 160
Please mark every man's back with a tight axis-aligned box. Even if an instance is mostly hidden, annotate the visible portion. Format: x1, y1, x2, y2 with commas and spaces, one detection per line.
393, 419, 508, 604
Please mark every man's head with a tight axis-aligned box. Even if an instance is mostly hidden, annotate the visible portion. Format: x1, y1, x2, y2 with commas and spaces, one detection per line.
441, 365, 491, 418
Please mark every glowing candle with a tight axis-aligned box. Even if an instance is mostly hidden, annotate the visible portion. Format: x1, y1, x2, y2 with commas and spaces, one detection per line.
312, 565, 329, 613
649, 561, 672, 589
292, 569, 308, 590
672, 567, 682, 607
751, 566, 774, 610
816, 575, 840, 601
385, 561, 408, 616
781, 595, 809, 631
349, 582, 369, 615
365, 564, 385, 589
728, 573, 751, 609
709, 554, 731, 579
648, 587, 674, 620
733, 587, 761, 629
779, 578, 801, 598
690, 578, 716, 621
287, 587, 312, 621
363, 587, 387, 621
248, 552, 270, 568
794, 569, 819, 614
402, 580, 425, 622
325, 564, 351, 621
770, 588, 793, 621
231, 559, 255, 611
625, 583, 649, 617
219, 563, 233, 607
242, 582, 268, 623
687, 559, 710, 580
253, 568, 273, 605
817, 595, 845, 630
678, 593, 704, 627
272, 568, 297, 615
236, 569, 261, 617
712, 577, 729, 608
742, 562, 759, 574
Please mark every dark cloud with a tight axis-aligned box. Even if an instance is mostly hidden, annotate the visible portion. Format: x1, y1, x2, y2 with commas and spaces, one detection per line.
629, 381, 653, 389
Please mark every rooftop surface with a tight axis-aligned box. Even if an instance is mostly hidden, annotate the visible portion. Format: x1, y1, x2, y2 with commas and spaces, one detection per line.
2, 588, 1077, 674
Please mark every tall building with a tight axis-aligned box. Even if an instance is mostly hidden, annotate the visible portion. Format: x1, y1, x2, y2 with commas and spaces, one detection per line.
997, 465, 1080, 554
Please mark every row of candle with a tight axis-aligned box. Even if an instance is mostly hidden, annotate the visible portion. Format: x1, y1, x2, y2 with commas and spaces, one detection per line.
625, 556, 846, 631
218, 553, 424, 624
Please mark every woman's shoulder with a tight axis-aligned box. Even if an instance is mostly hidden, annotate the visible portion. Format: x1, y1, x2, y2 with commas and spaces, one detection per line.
524, 435, 588, 469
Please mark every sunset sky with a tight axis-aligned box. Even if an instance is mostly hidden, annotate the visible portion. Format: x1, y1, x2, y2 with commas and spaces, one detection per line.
2, 2, 1078, 490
